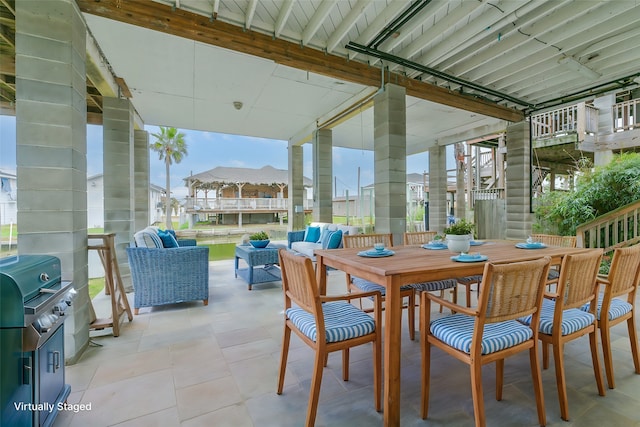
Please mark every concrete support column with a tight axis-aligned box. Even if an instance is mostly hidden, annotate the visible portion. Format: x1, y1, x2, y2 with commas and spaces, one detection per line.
15, 0, 89, 362
454, 142, 466, 220
374, 84, 406, 245
236, 183, 244, 228
593, 93, 615, 163
312, 129, 333, 223
505, 121, 533, 239
497, 134, 506, 188
594, 150, 614, 166
133, 130, 149, 231
428, 145, 448, 233
288, 143, 305, 231
103, 97, 134, 291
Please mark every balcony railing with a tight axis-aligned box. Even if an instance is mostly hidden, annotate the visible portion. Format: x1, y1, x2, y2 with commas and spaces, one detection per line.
470, 188, 504, 208
613, 99, 640, 132
185, 197, 313, 212
531, 102, 598, 140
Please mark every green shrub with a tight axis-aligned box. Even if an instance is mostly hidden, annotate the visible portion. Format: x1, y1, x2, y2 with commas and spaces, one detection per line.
534, 153, 640, 235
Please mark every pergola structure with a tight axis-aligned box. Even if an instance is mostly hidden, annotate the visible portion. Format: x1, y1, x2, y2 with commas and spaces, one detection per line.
2, 4, 640, 424
184, 165, 313, 226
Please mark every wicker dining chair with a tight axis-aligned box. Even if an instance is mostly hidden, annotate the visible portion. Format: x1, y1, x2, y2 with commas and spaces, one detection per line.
343, 233, 417, 340
519, 249, 606, 421
276, 249, 382, 427
421, 257, 551, 427
402, 231, 458, 314
530, 234, 577, 248
531, 234, 578, 288
582, 244, 640, 389
403, 231, 438, 245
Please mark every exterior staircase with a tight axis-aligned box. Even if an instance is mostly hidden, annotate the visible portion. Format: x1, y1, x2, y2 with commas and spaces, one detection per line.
576, 199, 640, 252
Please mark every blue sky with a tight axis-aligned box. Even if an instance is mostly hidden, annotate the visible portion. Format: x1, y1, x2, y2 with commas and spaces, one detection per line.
0, 116, 432, 199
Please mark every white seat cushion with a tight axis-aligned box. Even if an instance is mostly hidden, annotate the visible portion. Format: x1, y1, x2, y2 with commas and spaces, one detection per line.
290, 241, 321, 259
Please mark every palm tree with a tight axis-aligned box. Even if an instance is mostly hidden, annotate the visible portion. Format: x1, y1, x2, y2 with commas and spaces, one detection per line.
150, 127, 187, 229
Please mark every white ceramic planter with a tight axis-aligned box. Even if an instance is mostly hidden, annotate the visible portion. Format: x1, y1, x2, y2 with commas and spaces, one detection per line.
446, 234, 471, 253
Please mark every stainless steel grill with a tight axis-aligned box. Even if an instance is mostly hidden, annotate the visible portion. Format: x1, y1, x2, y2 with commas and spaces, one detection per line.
1, 255, 75, 427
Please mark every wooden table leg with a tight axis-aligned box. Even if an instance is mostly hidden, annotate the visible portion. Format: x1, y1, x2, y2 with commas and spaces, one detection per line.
383, 276, 402, 426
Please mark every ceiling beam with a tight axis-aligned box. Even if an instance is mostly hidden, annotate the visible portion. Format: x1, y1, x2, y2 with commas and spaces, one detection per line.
0, 23, 14, 47
394, 0, 481, 67
414, 1, 538, 73
85, 28, 118, 98
0, 0, 15, 17
375, 0, 443, 55
301, 0, 337, 47
347, 1, 406, 60
245, 0, 257, 31
325, 0, 372, 54
274, 0, 294, 38
77, 0, 524, 122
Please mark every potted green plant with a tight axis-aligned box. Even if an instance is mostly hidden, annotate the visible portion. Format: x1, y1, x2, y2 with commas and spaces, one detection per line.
443, 219, 474, 253
249, 231, 270, 248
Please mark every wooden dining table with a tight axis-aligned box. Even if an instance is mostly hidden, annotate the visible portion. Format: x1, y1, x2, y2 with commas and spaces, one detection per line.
314, 240, 589, 427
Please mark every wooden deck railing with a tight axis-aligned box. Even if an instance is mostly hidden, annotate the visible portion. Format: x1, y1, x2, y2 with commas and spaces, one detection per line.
531, 102, 598, 140
576, 200, 640, 251
612, 98, 640, 132
185, 197, 312, 212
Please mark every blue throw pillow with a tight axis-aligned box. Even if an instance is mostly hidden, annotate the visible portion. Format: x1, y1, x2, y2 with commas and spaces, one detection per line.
318, 228, 332, 246
326, 230, 342, 249
321, 229, 342, 250
157, 229, 179, 248
304, 226, 321, 243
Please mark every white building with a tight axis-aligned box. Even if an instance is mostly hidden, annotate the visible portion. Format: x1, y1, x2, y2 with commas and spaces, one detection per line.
87, 174, 165, 228
0, 169, 17, 226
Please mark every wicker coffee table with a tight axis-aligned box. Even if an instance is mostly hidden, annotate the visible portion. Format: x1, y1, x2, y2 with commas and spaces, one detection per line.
234, 243, 285, 290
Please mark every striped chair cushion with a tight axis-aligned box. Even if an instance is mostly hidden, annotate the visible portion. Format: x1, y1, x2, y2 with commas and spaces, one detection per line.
456, 275, 483, 285
134, 228, 163, 248
547, 269, 560, 280
351, 277, 414, 294
430, 314, 533, 355
411, 279, 458, 292
519, 298, 595, 335
580, 294, 633, 321
286, 301, 375, 343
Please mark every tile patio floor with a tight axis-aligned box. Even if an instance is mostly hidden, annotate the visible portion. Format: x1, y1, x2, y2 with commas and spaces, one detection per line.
54, 258, 640, 427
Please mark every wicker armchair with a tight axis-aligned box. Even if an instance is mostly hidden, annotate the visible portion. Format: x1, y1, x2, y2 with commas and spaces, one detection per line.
126, 244, 210, 314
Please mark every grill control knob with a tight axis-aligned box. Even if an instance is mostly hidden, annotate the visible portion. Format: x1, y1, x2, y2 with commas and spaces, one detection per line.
37, 316, 52, 332
53, 300, 70, 314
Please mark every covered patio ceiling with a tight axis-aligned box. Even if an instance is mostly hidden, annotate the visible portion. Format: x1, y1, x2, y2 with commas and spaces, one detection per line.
2, 1, 639, 156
